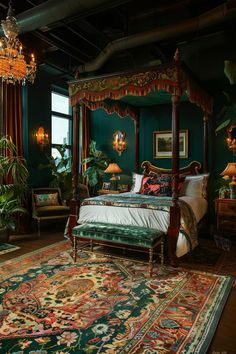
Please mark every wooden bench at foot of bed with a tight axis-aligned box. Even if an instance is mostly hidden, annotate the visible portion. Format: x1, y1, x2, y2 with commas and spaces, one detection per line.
72, 222, 165, 277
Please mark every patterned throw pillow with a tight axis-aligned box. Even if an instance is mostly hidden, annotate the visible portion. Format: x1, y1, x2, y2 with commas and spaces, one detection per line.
140, 173, 172, 196
130, 173, 144, 193
34, 193, 59, 207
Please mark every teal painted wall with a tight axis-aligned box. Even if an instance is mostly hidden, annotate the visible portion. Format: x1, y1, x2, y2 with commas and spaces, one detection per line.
24, 69, 68, 188
139, 102, 204, 170
90, 109, 135, 185
90, 102, 204, 173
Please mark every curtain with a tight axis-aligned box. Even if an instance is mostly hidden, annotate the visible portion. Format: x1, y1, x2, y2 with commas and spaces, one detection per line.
2, 82, 23, 156
81, 104, 90, 175
1, 82, 30, 233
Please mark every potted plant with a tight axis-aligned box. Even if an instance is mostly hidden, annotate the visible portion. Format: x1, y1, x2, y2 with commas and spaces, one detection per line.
217, 185, 230, 199
0, 136, 29, 239
215, 91, 236, 135
82, 140, 110, 195
0, 188, 27, 241
38, 144, 82, 202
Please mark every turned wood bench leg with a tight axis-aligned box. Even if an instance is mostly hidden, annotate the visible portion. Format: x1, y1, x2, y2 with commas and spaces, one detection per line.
73, 235, 77, 262
37, 219, 41, 236
149, 247, 153, 278
160, 239, 164, 266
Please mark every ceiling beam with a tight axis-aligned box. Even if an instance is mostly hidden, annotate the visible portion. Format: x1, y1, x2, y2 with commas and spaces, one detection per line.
33, 30, 87, 63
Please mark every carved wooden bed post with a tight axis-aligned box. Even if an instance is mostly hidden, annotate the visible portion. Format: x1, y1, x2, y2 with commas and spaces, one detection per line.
168, 94, 181, 266
203, 112, 209, 173
134, 118, 140, 172
67, 104, 80, 239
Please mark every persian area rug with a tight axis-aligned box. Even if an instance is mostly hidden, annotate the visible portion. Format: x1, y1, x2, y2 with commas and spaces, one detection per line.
0, 243, 20, 255
0, 240, 233, 354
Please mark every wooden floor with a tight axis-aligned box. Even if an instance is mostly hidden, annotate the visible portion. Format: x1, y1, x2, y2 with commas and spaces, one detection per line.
1, 223, 235, 354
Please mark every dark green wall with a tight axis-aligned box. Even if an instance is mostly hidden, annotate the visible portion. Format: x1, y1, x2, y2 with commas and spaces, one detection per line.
90, 109, 135, 185
91, 102, 204, 173
24, 69, 68, 188
139, 102, 204, 169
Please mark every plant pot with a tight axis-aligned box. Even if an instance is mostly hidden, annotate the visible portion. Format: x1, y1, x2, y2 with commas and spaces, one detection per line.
0, 227, 9, 243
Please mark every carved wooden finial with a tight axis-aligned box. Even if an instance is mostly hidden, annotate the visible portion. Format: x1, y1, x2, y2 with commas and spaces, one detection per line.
75, 70, 80, 80
174, 48, 180, 62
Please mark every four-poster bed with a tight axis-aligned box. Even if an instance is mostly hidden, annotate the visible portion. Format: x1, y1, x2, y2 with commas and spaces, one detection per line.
67, 50, 213, 265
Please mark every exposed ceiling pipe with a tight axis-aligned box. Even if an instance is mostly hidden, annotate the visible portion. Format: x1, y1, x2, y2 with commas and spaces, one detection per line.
0, 0, 115, 35
76, 1, 236, 74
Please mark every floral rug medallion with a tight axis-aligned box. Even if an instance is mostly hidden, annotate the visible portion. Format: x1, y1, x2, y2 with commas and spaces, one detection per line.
0, 241, 233, 353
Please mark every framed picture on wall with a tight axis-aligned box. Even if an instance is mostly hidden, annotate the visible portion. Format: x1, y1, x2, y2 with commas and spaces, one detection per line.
153, 130, 188, 158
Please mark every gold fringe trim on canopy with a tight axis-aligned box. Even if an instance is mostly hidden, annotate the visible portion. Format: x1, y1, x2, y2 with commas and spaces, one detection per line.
69, 61, 213, 115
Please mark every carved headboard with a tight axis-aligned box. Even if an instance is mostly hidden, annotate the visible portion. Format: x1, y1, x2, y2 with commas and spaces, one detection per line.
141, 160, 202, 176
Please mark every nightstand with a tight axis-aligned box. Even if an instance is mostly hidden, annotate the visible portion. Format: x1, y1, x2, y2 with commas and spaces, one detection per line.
215, 198, 236, 235
98, 189, 123, 195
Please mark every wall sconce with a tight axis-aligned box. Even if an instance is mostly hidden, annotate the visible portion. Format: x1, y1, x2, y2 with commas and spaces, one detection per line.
35, 126, 49, 150
226, 125, 236, 155
112, 130, 127, 156
220, 162, 236, 198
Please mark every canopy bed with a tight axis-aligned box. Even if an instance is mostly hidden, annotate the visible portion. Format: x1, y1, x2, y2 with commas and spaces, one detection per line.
68, 49, 213, 265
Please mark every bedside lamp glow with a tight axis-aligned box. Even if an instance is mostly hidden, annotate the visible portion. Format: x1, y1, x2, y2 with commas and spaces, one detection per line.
104, 163, 122, 190
220, 162, 236, 198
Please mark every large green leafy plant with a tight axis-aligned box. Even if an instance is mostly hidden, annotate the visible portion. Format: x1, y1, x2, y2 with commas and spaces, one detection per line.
215, 91, 236, 135
82, 140, 110, 194
38, 144, 80, 201
0, 136, 28, 231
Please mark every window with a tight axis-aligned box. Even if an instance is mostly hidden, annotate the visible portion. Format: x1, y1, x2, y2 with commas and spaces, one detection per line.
51, 91, 72, 162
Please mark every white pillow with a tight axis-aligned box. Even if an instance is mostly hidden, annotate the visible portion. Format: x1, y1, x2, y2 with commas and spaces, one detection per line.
179, 174, 209, 198
130, 173, 144, 193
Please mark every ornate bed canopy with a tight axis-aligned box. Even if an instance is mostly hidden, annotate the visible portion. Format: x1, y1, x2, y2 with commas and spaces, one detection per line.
68, 49, 212, 186
69, 59, 212, 114
67, 50, 213, 263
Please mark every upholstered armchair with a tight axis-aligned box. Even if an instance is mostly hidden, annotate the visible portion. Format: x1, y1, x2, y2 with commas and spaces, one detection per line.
32, 187, 70, 236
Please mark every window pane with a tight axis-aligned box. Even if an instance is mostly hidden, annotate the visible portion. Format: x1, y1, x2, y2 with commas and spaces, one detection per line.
52, 116, 69, 144
52, 92, 69, 114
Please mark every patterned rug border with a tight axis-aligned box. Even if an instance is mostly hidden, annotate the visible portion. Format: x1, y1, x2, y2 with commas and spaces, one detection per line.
1, 239, 235, 283
0, 243, 20, 255
0, 240, 71, 280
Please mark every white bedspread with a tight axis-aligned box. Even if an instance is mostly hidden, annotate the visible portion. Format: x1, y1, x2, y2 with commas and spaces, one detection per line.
78, 193, 208, 257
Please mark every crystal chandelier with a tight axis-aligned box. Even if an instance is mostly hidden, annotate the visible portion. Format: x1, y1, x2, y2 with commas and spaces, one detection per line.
0, 1, 36, 85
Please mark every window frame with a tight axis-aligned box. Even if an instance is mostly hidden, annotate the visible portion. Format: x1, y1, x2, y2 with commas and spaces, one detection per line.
51, 90, 72, 156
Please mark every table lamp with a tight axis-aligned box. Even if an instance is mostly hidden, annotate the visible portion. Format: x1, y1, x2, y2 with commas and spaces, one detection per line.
104, 163, 122, 190
220, 162, 236, 198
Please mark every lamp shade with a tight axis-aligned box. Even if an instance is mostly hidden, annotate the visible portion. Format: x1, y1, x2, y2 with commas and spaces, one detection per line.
104, 163, 122, 174
220, 163, 236, 177
220, 163, 236, 197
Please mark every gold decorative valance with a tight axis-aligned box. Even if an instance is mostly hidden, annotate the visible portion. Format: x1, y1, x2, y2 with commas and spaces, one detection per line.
69, 60, 213, 114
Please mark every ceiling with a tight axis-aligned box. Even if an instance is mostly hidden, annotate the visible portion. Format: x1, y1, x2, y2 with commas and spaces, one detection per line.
0, 0, 236, 83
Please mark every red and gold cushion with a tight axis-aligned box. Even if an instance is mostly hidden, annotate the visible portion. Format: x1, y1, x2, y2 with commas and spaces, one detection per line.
140, 174, 172, 196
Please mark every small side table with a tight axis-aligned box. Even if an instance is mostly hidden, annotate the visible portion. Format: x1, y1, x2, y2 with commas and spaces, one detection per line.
215, 198, 236, 235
